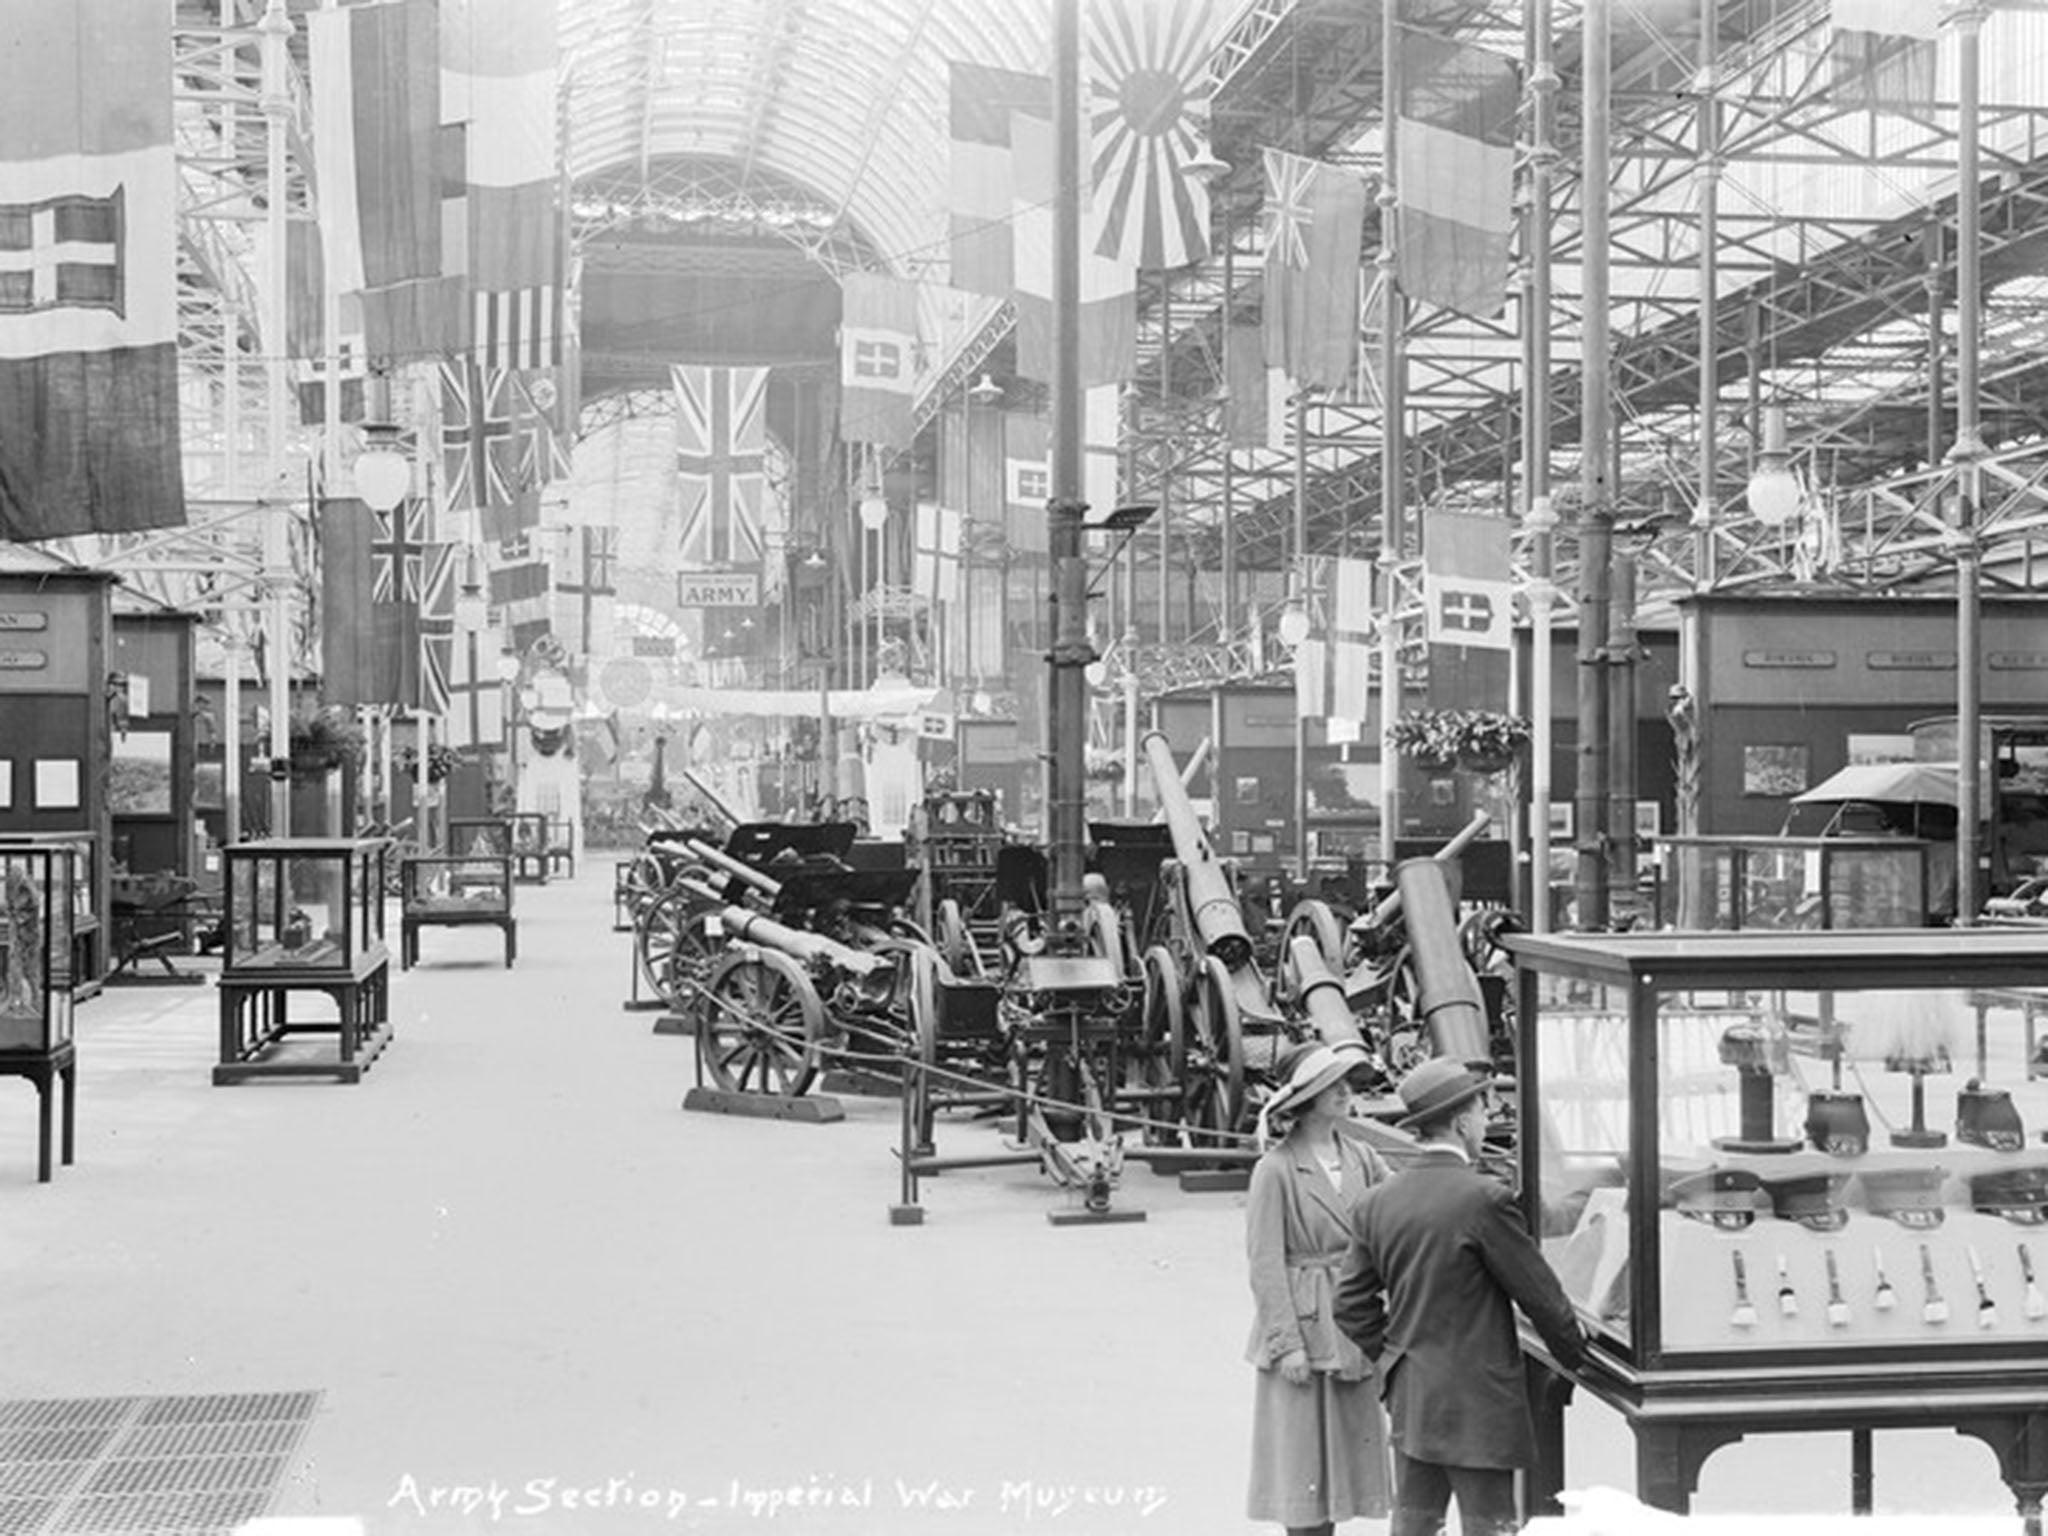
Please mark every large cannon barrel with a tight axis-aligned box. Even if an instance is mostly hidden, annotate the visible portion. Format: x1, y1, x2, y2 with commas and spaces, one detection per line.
1140, 731, 1253, 971
720, 906, 885, 979
1391, 859, 1490, 1065
1366, 812, 1491, 928
1287, 935, 1365, 1050
679, 767, 744, 830
685, 837, 783, 897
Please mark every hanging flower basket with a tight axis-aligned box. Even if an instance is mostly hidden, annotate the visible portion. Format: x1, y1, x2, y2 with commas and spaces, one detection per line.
1456, 711, 1532, 775
1388, 710, 1464, 772
398, 743, 459, 783
288, 707, 366, 781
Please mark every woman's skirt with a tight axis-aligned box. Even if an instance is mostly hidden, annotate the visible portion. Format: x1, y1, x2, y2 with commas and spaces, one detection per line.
1246, 1365, 1391, 1526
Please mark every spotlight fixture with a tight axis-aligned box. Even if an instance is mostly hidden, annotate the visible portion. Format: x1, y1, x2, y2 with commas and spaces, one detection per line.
968, 372, 1003, 405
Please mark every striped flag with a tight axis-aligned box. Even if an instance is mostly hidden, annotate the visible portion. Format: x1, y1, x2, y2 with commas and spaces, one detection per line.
1395, 29, 1519, 320
839, 273, 920, 448
444, 0, 562, 370
1260, 149, 1367, 390
1423, 511, 1512, 651
947, 62, 1050, 297
673, 364, 768, 568
1086, 0, 1225, 272
0, 0, 185, 540
1013, 107, 1137, 387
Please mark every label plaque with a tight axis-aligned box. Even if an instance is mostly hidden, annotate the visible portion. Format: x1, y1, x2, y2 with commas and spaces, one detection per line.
0, 612, 49, 632
1868, 651, 1956, 670
1743, 649, 1837, 669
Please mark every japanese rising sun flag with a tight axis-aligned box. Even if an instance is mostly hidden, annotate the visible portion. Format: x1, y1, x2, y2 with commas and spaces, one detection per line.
0, 0, 185, 540
1086, 0, 1227, 272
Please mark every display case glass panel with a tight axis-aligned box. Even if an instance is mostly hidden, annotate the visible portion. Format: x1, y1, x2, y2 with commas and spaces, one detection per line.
448, 817, 512, 859
0, 847, 74, 1050
401, 855, 512, 916
0, 832, 95, 927
508, 813, 547, 858
1652, 838, 1931, 930
223, 838, 386, 973
1512, 929, 2048, 1371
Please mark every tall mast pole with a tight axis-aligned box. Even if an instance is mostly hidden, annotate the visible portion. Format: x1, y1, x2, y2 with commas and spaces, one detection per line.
1525, 0, 1557, 929
1574, 0, 1614, 930
1952, 1, 1988, 922
1047, 0, 1090, 935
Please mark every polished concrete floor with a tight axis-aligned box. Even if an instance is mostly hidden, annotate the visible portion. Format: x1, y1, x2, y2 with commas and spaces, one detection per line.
0, 863, 2028, 1534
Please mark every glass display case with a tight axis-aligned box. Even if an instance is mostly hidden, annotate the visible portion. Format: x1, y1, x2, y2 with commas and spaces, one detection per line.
1507, 928, 2048, 1367
0, 846, 74, 1052
508, 812, 549, 882
400, 854, 512, 917
0, 831, 99, 991
447, 817, 512, 859
1647, 836, 1932, 930
222, 838, 387, 975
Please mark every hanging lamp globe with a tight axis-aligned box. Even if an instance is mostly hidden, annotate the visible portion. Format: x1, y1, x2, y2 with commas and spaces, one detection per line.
1746, 404, 1803, 527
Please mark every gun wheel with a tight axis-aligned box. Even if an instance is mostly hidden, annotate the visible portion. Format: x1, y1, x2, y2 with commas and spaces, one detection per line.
698, 949, 825, 1096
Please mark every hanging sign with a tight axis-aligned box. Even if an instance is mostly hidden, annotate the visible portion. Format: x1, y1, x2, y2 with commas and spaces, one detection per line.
677, 572, 760, 609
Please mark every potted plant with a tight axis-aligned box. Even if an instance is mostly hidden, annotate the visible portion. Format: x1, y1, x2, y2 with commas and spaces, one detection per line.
1457, 711, 1532, 775
288, 707, 366, 781
1388, 710, 1464, 772
398, 743, 459, 784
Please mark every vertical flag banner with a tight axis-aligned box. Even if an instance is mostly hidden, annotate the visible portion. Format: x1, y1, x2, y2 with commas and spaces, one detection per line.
418, 541, 458, 715
1294, 638, 1329, 724
1086, 0, 1224, 273
443, 0, 562, 369
554, 523, 616, 658
319, 498, 415, 706
439, 358, 538, 540
1260, 149, 1367, 390
1003, 412, 1051, 554
446, 621, 506, 748
0, 0, 185, 540
673, 364, 768, 569
1330, 556, 1375, 722
913, 504, 964, 606
1395, 29, 1519, 320
1422, 511, 1513, 650
948, 62, 1050, 297
1013, 108, 1138, 387
840, 273, 920, 449
1224, 322, 1289, 450
1830, 0, 1941, 108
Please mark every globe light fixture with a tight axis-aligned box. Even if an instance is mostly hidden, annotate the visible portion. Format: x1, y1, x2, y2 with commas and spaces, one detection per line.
1083, 660, 1109, 688
1746, 404, 1803, 527
858, 492, 889, 531
454, 587, 489, 634
971, 688, 993, 715
1278, 604, 1312, 648
352, 423, 412, 513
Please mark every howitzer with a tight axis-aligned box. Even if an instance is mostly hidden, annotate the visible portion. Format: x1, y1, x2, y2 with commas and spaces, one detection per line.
684, 837, 784, 898
678, 767, 745, 831
1140, 731, 1253, 972
1390, 859, 1490, 1066
1286, 935, 1366, 1051
719, 905, 887, 980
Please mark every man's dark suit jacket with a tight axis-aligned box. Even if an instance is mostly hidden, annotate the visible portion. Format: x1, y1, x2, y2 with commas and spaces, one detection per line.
1333, 1147, 1587, 1469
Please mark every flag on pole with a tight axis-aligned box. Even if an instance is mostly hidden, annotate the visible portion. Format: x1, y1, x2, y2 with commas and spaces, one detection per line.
418, 541, 458, 714
1260, 149, 1367, 390
443, 0, 562, 369
913, 504, 964, 606
1003, 412, 1051, 553
439, 357, 538, 540
1330, 556, 1375, 723
0, 0, 185, 540
320, 498, 416, 706
446, 621, 506, 748
554, 523, 616, 658
947, 61, 1050, 297
1422, 511, 1513, 650
1085, 0, 1225, 272
1395, 29, 1519, 320
673, 364, 768, 568
1013, 108, 1137, 387
839, 273, 920, 448
1224, 322, 1289, 450
1830, 0, 1941, 108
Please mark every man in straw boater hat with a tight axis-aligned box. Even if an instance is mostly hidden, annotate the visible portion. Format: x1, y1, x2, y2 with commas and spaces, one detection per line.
1243, 1041, 1394, 1535
1333, 1058, 1586, 1536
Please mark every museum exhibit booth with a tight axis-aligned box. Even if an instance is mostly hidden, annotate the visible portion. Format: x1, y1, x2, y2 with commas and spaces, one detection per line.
1506, 925, 2048, 1524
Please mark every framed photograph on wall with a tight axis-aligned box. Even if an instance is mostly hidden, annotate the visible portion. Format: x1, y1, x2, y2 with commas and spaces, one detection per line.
1634, 800, 1662, 839
109, 729, 175, 815
1743, 743, 1809, 797
1547, 802, 1574, 841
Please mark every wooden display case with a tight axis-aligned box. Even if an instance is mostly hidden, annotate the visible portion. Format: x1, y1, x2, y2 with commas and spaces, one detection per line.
398, 854, 515, 969
216, 838, 391, 1084
1505, 927, 2048, 1521
0, 845, 79, 1180
508, 812, 549, 883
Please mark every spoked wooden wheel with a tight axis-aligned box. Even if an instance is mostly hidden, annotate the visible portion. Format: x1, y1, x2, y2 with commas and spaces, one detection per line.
905, 945, 941, 1153
1182, 954, 1246, 1144
635, 888, 697, 1005
1275, 898, 1345, 1008
624, 851, 670, 919
658, 900, 726, 1010
935, 898, 986, 979
1128, 946, 1186, 1145
698, 949, 826, 1096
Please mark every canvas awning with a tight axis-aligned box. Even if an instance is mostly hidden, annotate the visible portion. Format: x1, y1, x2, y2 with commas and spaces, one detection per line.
1792, 762, 1959, 808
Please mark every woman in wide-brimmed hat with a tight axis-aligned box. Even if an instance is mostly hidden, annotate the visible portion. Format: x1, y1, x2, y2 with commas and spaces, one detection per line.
1244, 1042, 1393, 1535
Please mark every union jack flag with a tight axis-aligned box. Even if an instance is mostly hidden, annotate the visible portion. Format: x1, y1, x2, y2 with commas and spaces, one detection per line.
417, 541, 457, 715
513, 366, 572, 487
440, 359, 539, 541
672, 364, 767, 568
371, 498, 430, 604
1262, 149, 1315, 271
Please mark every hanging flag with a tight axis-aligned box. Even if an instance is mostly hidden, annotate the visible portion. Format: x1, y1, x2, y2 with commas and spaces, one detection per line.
1395, 29, 1519, 320
446, 621, 506, 748
1224, 322, 1290, 450
0, 0, 185, 541
1003, 412, 1052, 554
1260, 149, 1367, 391
1830, 0, 1940, 108
839, 273, 921, 448
948, 61, 1050, 297
444, 0, 562, 369
439, 358, 537, 540
1422, 511, 1513, 651
319, 498, 414, 706
913, 504, 964, 606
418, 541, 458, 714
554, 523, 616, 658
288, 222, 366, 425
1294, 638, 1329, 725
1086, 0, 1224, 272
673, 364, 768, 568
1330, 556, 1375, 725
1012, 108, 1137, 387
512, 365, 572, 487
